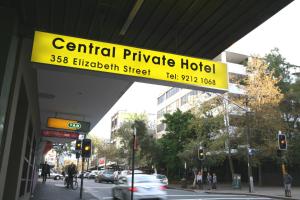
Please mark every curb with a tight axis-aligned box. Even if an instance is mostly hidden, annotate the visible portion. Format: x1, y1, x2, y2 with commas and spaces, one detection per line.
205, 191, 299, 200
167, 186, 300, 200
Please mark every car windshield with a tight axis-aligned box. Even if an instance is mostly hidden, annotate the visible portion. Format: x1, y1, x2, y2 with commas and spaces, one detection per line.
105, 171, 113, 174
157, 175, 166, 179
128, 175, 159, 183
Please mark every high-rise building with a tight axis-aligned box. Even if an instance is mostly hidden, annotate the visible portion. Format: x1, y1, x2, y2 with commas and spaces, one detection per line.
156, 51, 248, 138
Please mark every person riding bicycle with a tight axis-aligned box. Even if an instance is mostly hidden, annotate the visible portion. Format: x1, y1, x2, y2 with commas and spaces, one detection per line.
66, 163, 77, 188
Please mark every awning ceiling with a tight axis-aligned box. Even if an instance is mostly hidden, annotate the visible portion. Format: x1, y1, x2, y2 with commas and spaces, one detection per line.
0, 0, 293, 137
2, 0, 292, 59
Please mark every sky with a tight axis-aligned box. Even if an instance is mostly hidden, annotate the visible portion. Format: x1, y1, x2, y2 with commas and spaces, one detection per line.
89, 1, 300, 139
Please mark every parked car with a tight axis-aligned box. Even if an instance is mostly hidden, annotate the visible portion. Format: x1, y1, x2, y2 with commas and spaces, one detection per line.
83, 172, 90, 178
112, 174, 167, 200
95, 170, 114, 183
88, 170, 99, 179
49, 170, 63, 180
153, 174, 168, 186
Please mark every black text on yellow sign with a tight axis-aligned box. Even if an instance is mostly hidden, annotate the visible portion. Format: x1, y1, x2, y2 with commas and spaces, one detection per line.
31, 31, 228, 91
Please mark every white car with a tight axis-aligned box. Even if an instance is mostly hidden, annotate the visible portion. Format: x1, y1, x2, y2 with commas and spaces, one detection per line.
49, 170, 63, 180
112, 174, 167, 200
153, 174, 168, 186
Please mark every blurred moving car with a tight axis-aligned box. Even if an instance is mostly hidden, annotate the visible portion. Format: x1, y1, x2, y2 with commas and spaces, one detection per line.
88, 170, 99, 179
112, 174, 167, 200
153, 174, 168, 186
95, 170, 114, 183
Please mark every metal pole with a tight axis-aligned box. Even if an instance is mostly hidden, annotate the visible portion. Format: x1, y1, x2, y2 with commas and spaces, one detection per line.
80, 134, 86, 199
131, 128, 136, 200
245, 100, 254, 193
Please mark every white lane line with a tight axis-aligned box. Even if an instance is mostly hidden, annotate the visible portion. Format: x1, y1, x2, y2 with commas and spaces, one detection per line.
170, 199, 270, 200
102, 197, 113, 199
166, 194, 247, 197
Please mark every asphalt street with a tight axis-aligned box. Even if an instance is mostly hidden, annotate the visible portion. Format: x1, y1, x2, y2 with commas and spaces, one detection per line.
56, 179, 276, 200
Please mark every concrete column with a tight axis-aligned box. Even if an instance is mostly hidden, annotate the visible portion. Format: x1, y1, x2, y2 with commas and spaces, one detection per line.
0, 6, 20, 199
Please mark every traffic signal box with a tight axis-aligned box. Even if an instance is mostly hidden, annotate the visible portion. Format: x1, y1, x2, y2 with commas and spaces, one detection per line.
82, 139, 92, 158
75, 139, 82, 151
198, 148, 204, 160
278, 134, 287, 150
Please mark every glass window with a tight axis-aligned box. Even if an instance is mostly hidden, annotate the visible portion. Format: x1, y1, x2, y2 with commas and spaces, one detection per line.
166, 88, 180, 99
181, 94, 188, 106
157, 94, 165, 105
157, 108, 165, 119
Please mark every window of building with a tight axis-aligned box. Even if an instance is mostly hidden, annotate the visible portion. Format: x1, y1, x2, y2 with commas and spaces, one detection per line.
157, 94, 165, 105
157, 108, 166, 119
181, 94, 188, 106
166, 88, 180, 99
157, 123, 165, 133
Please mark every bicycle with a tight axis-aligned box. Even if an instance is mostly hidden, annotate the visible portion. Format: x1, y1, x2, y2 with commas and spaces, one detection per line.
64, 176, 78, 190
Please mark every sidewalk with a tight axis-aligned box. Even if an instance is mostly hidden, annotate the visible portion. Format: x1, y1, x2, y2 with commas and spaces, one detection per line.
169, 183, 300, 200
31, 179, 97, 200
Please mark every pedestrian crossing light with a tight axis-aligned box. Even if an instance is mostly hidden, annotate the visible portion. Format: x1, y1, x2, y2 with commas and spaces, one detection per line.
198, 148, 204, 160
278, 133, 287, 150
82, 139, 92, 158
75, 139, 82, 151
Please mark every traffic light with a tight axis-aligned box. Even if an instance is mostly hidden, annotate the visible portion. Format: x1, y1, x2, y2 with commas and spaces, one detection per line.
198, 148, 204, 160
75, 140, 82, 151
82, 139, 92, 158
278, 134, 287, 150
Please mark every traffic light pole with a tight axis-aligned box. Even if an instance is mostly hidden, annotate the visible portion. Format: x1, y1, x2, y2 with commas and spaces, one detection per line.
246, 110, 254, 193
80, 134, 86, 199
131, 127, 136, 200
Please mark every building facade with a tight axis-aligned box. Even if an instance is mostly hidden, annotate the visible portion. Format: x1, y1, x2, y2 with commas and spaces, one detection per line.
156, 51, 248, 138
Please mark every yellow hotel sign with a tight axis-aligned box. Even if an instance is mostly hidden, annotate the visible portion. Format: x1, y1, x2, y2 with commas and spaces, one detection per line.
31, 31, 228, 91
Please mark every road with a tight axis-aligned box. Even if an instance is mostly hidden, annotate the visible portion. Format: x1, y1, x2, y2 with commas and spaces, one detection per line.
76, 179, 274, 200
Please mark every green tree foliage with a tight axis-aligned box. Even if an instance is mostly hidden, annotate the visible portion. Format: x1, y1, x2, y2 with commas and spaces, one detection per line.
265, 48, 293, 93
114, 116, 156, 168
236, 57, 283, 166
187, 98, 227, 169
155, 109, 195, 178
89, 135, 120, 165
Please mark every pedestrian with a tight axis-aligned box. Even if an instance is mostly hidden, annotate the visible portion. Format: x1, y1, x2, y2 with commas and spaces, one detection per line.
212, 173, 217, 189
196, 171, 203, 189
283, 172, 293, 197
41, 161, 50, 183
67, 163, 77, 188
207, 172, 212, 190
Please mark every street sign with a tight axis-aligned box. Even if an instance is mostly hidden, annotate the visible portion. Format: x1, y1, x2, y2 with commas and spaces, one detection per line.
47, 117, 90, 132
31, 31, 228, 92
41, 130, 79, 139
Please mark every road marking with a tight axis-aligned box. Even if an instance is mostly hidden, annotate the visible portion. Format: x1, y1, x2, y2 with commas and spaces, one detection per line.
166, 194, 246, 197
171, 198, 271, 200
102, 198, 112, 199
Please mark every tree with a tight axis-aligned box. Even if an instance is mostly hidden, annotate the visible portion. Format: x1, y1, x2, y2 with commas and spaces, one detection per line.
114, 115, 156, 169
155, 109, 195, 178
89, 135, 120, 168
265, 48, 300, 166
53, 143, 73, 170
265, 48, 293, 93
234, 57, 284, 185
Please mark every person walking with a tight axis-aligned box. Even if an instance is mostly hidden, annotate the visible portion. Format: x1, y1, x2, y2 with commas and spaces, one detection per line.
212, 173, 217, 189
207, 172, 212, 190
41, 161, 50, 183
196, 171, 203, 189
283, 172, 293, 197
67, 163, 77, 188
